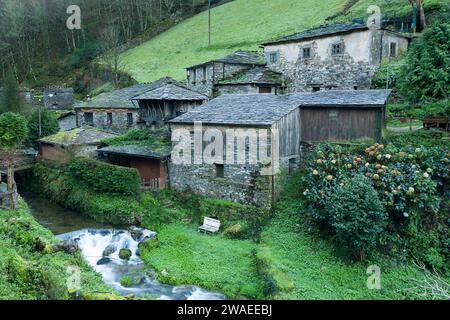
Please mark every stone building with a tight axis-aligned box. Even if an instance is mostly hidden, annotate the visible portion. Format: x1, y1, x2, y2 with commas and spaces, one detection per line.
168, 90, 391, 207
131, 77, 209, 128
216, 66, 286, 95
186, 50, 278, 97
262, 22, 410, 92
43, 87, 74, 109
57, 112, 77, 131
74, 84, 150, 134
38, 127, 116, 165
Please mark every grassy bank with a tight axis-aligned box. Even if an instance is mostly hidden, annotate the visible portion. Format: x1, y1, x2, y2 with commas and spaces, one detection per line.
140, 223, 264, 299
258, 205, 447, 299
0, 199, 113, 299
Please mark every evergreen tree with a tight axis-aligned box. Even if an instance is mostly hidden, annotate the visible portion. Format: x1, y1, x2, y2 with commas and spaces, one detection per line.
0, 73, 22, 114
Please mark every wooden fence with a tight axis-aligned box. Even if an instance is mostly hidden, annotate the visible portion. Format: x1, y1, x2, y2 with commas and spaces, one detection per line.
141, 178, 161, 191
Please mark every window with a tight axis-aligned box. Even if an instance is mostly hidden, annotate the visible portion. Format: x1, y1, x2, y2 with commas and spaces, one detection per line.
269, 52, 278, 64
215, 163, 224, 178
312, 86, 321, 92
302, 47, 311, 59
192, 69, 197, 84
259, 87, 272, 94
107, 113, 113, 125
354, 86, 359, 90
389, 42, 397, 58
127, 113, 133, 126
203, 66, 207, 81
329, 110, 338, 119
331, 42, 343, 55
84, 112, 93, 125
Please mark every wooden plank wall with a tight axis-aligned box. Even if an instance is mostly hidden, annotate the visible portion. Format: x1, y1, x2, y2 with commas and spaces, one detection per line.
300, 107, 382, 143
273, 108, 301, 158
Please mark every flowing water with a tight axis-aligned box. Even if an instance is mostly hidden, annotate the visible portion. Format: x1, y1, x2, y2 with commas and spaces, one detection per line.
22, 192, 226, 300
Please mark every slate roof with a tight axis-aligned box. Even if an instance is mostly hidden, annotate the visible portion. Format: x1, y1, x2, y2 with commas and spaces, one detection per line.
187, 50, 266, 69
217, 66, 286, 86
74, 77, 185, 110
39, 127, 116, 146
170, 90, 391, 126
98, 144, 171, 159
263, 22, 369, 45
131, 83, 208, 101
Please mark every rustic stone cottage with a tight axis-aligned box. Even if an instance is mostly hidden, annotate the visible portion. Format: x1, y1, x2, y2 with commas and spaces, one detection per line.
186, 50, 286, 97
57, 111, 77, 131
262, 22, 410, 92
131, 77, 209, 128
168, 90, 391, 207
38, 127, 116, 165
43, 87, 74, 109
74, 84, 152, 133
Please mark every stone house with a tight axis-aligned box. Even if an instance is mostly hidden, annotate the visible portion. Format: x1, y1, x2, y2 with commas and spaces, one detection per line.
43, 87, 74, 109
57, 111, 77, 131
74, 84, 152, 134
186, 50, 285, 97
216, 66, 286, 95
262, 22, 410, 92
168, 90, 391, 207
131, 77, 209, 128
38, 127, 116, 165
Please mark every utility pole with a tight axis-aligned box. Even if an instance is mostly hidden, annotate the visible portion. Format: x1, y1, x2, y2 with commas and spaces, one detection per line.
208, 0, 211, 46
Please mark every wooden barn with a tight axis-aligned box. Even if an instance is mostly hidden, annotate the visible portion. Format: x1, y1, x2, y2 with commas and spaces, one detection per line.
297, 90, 390, 143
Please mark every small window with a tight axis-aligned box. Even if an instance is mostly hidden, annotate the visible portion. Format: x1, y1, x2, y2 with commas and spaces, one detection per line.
269, 52, 278, 64
354, 86, 359, 90
259, 87, 272, 94
389, 42, 397, 57
192, 69, 197, 84
203, 66, 207, 81
127, 113, 133, 126
107, 113, 113, 125
331, 42, 343, 55
312, 86, 321, 92
84, 112, 93, 125
329, 110, 338, 119
215, 163, 224, 178
302, 47, 311, 59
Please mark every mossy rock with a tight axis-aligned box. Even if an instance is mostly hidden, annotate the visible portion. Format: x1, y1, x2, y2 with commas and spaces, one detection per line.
82, 292, 126, 300
120, 275, 133, 287
138, 237, 159, 252
119, 248, 132, 260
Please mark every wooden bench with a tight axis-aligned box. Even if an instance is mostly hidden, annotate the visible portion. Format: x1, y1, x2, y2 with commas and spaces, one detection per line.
198, 217, 221, 234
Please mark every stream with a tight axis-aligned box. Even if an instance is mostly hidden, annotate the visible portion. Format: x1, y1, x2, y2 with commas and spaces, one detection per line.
22, 193, 226, 300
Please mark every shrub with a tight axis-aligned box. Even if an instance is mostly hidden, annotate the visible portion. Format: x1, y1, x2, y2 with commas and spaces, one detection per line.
0, 112, 28, 149
329, 175, 387, 258
69, 157, 141, 196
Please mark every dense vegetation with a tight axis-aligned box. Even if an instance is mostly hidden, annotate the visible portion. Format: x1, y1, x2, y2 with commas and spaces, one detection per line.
69, 157, 141, 196
0, 113, 28, 149
298, 133, 449, 274
0, 199, 113, 299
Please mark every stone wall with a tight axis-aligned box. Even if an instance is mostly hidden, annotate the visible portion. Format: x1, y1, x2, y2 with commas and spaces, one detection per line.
58, 114, 77, 131
76, 110, 138, 133
187, 62, 253, 97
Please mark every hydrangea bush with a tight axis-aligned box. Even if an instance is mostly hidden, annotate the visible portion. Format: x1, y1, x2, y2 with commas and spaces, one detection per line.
300, 142, 449, 266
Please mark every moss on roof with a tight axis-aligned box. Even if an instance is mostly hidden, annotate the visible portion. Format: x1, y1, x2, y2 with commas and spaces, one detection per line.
102, 128, 172, 156
218, 66, 286, 85
39, 127, 116, 146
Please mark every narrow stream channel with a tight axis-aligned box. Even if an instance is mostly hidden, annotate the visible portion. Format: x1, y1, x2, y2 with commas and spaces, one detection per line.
21, 192, 226, 300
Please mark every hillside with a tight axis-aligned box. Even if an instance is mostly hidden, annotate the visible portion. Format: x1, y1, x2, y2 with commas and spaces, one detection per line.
119, 0, 447, 83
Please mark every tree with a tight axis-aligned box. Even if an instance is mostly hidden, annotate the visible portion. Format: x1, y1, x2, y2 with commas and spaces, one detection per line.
101, 25, 123, 86
0, 112, 28, 149
0, 73, 22, 114
27, 108, 59, 144
397, 21, 450, 103
408, 0, 426, 32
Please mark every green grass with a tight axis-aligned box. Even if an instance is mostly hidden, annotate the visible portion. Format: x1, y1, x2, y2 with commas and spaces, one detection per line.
0, 199, 113, 299
119, 0, 448, 83
140, 223, 265, 299
258, 203, 449, 299
387, 119, 423, 128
